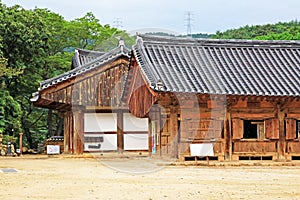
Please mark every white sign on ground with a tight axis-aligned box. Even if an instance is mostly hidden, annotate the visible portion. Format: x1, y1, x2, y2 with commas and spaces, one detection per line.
47, 145, 60, 155
190, 143, 214, 157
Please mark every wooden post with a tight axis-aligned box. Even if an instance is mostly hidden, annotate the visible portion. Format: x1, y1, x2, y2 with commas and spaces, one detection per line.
64, 112, 74, 154
224, 106, 232, 161
73, 110, 84, 154
148, 117, 152, 157
277, 110, 286, 161
19, 133, 23, 156
64, 113, 69, 153
117, 111, 124, 154
206, 156, 209, 166
170, 106, 179, 159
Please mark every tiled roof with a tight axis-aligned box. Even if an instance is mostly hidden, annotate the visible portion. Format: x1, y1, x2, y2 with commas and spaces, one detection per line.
39, 42, 130, 90
132, 35, 300, 96
72, 48, 106, 68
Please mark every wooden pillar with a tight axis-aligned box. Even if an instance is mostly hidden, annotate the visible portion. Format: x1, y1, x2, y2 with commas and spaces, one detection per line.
19, 133, 23, 156
73, 110, 84, 154
64, 112, 70, 153
156, 107, 162, 157
170, 106, 179, 159
224, 106, 232, 161
277, 110, 286, 161
148, 117, 153, 157
117, 111, 124, 153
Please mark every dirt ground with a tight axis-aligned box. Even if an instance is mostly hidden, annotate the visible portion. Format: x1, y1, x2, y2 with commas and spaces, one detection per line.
1, 155, 300, 200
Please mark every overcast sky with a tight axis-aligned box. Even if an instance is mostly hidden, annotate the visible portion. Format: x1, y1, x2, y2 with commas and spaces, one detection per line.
2, 0, 300, 35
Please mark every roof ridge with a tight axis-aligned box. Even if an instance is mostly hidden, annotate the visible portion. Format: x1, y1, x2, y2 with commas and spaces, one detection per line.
137, 34, 300, 48
39, 44, 130, 90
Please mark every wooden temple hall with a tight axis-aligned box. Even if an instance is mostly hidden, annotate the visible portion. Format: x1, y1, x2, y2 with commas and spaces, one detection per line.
32, 35, 300, 161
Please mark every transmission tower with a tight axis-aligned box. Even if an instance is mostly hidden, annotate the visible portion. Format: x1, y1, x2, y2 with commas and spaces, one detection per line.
185, 11, 193, 37
113, 18, 123, 29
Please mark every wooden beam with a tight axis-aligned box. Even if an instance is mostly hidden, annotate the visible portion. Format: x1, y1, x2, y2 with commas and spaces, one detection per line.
117, 111, 124, 153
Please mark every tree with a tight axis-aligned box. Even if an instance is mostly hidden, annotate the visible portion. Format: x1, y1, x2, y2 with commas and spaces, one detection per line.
66, 12, 122, 50
0, 2, 134, 149
0, 58, 22, 137
0, 4, 71, 148
211, 20, 300, 40
96, 31, 136, 52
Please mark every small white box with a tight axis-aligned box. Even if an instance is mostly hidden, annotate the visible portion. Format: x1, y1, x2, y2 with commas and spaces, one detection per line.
47, 145, 60, 155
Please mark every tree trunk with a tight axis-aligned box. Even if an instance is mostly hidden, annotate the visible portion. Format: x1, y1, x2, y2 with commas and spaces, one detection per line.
55, 117, 64, 136
21, 115, 34, 149
48, 109, 53, 136
24, 127, 33, 149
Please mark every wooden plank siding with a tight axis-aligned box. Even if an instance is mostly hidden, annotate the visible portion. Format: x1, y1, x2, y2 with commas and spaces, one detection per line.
36, 58, 129, 111
38, 58, 130, 154
144, 94, 300, 160
127, 60, 158, 118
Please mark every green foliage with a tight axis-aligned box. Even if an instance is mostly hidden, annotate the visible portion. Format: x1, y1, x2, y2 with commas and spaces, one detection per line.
0, 89, 21, 134
0, 2, 134, 149
66, 12, 122, 50
255, 31, 300, 40
0, 58, 22, 78
96, 31, 136, 51
2, 134, 17, 144
211, 21, 300, 40
178, 33, 213, 39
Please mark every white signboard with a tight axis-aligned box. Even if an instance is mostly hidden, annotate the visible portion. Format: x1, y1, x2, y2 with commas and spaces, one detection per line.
84, 113, 117, 132
47, 145, 60, 155
123, 113, 148, 132
84, 134, 117, 151
124, 134, 149, 150
190, 143, 214, 157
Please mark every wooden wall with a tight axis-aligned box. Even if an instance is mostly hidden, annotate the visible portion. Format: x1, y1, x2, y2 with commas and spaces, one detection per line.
154, 94, 300, 161
127, 61, 157, 118
39, 58, 129, 110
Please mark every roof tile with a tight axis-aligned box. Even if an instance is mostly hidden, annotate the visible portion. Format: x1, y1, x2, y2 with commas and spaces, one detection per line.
133, 35, 300, 97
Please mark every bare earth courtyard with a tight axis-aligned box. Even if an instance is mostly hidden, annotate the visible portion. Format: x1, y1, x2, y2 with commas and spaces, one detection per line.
1, 155, 300, 200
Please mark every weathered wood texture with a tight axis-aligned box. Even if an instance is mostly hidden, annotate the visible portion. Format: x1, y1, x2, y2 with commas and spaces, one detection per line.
286, 118, 297, 140
64, 111, 74, 154
154, 95, 300, 160
286, 141, 300, 153
127, 64, 157, 118
117, 111, 124, 153
38, 59, 129, 110
265, 118, 279, 139
73, 110, 84, 154
233, 141, 277, 153
148, 106, 162, 157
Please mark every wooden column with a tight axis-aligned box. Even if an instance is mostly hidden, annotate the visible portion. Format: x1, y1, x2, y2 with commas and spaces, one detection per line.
117, 111, 124, 154
19, 133, 23, 156
63, 112, 70, 153
277, 110, 286, 161
148, 117, 153, 157
224, 105, 232, 161
156, 107, 162, 157
73, 110, 84, 154
170, 106, 179, 159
